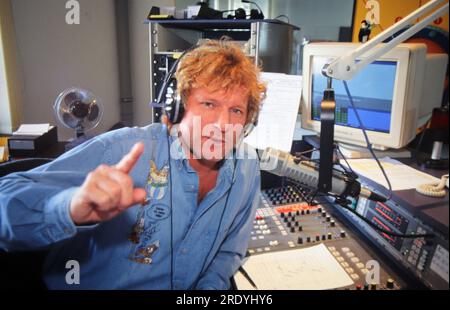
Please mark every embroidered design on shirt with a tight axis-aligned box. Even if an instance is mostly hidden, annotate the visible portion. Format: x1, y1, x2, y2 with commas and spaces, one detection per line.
128, 158, 170, 264
130, 240, 160, 265
147, 160, 169, 201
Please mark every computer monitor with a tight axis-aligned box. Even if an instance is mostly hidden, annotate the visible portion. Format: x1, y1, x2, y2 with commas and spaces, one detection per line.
301, 42, 428, 150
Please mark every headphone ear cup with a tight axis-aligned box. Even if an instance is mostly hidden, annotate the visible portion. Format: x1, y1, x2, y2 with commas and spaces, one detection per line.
163, 78, 184, 124
234, 8, 246, 19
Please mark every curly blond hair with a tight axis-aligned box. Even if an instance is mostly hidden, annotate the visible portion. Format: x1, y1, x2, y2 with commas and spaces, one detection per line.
175, 39, 267, 125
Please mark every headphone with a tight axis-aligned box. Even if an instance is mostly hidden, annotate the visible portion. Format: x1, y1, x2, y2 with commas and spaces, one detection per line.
155, 45, 258, 138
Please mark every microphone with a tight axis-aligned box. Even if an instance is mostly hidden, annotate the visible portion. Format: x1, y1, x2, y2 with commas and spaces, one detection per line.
260, 147, 387, 202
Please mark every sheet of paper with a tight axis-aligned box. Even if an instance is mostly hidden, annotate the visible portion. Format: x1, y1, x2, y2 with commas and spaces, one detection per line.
234, 243, 354, 290
341, 157, 441, 191
13, 123, 50, 135
244, 72, 302, 152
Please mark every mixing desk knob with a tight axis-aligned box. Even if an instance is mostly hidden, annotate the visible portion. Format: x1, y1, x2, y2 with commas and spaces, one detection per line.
330, 220, 336, 227
298, 226, 303, 232
306, 237, 311, 243
316, 235, 320, 242
322, 211, 327, 217
327, 233, 332, 240
290, 227, 296, 233
322, 235, 326, 241
340, 230, 346, 238
326, 216, 331, 222
318, 207, 322, 213
297, 237, 303, 244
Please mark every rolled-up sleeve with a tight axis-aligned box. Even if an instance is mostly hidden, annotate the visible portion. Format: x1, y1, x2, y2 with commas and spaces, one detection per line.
0, 137, 112, 251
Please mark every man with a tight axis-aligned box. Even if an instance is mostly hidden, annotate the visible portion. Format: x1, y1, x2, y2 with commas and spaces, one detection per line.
0, 40, 266, 289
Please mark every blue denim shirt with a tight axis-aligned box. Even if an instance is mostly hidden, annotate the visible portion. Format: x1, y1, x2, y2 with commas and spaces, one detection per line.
0, 124, 260, 289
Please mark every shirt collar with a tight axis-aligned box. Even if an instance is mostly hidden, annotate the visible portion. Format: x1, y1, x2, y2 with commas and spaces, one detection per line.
168, 124, 236, 183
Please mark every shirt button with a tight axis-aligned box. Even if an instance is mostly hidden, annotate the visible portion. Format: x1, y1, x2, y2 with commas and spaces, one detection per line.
181, 248, 188, 254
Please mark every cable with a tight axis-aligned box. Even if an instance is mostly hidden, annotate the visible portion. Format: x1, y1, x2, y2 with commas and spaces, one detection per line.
166, 127, 174, 290
342, 80, 393, 200
274, 14, 290, 24
416, 174, 449, 198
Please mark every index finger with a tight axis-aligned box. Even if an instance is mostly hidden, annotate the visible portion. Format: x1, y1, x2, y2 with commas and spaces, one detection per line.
115, 142, 145, 174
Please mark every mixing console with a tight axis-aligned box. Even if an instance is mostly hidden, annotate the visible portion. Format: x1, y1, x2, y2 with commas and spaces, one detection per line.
246, 185, 409, 290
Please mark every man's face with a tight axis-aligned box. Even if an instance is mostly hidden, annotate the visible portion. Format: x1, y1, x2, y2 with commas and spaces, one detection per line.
178, 86, 249, 162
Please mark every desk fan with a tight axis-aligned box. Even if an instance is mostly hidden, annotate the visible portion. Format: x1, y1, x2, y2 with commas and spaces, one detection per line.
54, 87, 103, 138
54, 87, 103, 150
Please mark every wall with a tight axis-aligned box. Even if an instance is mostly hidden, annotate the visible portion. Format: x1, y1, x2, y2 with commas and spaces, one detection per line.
0, 0, 22, 134
11, 0, 121, 141
270, 0, 354, 42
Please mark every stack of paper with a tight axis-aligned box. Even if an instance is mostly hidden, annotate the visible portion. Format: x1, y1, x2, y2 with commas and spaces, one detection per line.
244, 72, 302, 152
13, 124, 51, 136
234, 244, 354, 290
340, 157, 441, 191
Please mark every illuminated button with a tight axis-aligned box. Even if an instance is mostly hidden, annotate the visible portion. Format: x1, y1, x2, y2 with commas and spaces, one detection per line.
340, 262, 349, 268
269, 240, 279, 246
341, 247, 350, 253
345, 267, 354, 274
350, 257, 360, 263
336, 257, 345, 262
350, 274, 360, 280
328, 246, 336, 251
346, 252, 355, 258
356, 263, 365, 269
361, 268, 369, 275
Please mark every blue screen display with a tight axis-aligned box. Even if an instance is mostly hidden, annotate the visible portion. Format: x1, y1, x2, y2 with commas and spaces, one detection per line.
311, 57, 397, 133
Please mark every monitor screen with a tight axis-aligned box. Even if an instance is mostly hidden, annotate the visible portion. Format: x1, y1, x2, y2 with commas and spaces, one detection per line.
311, 56, 397, 133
